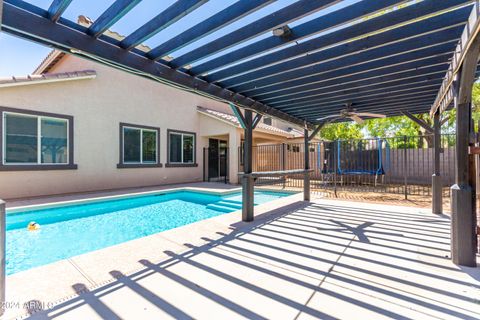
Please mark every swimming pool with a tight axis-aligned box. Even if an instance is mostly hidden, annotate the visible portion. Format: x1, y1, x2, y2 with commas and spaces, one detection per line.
6, 189, 294, 275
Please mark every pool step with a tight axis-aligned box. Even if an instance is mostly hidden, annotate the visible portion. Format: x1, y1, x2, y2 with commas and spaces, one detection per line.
206, 200, 243, 213
217, 200, 242, 209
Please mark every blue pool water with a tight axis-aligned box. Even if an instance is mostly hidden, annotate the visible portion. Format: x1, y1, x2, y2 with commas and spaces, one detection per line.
6, 190, 293, 275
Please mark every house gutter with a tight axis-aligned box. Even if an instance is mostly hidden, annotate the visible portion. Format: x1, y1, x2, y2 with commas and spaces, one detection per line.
0, 72, 96, 89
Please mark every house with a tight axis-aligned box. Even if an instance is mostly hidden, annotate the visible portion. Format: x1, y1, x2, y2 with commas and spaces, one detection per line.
0, 24, 311, 199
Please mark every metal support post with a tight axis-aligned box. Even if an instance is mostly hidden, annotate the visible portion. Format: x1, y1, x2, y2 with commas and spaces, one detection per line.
242, 110, 254, 222
432, 111, 443, 214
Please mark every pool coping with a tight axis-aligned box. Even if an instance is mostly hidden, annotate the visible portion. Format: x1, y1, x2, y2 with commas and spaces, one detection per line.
3, 186, 304, 319
6, 186, 297, 214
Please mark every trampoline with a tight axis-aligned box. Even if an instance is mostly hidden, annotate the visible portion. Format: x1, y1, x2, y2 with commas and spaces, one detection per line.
318, 138, 390, 177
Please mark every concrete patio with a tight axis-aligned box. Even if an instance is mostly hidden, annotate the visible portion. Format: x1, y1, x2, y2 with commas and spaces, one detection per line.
15, 198, 480, 320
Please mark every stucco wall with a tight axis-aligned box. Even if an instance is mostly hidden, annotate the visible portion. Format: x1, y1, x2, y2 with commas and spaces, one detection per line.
0, 55, 232, 199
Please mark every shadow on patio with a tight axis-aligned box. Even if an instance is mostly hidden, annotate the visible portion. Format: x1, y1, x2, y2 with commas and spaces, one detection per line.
27, 201, 480, 320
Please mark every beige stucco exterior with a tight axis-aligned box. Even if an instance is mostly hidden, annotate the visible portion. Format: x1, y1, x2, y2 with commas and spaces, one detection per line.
0, 54, 305, 199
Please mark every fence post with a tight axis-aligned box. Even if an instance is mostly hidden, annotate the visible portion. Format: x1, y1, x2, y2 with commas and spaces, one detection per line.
0, 200, 5, 316
404, 136, 408, 200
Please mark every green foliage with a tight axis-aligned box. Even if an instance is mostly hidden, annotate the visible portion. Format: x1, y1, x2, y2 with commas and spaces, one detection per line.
319, 122, 363, 140
363, 116, 419, 138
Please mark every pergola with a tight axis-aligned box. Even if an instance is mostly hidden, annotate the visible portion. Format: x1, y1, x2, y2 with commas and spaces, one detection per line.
1, 0, 480, 308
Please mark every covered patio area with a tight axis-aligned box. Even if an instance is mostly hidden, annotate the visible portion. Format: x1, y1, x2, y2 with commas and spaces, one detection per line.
19, 198, 479, 319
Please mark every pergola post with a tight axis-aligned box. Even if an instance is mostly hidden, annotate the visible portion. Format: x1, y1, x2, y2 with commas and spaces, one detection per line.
451, 37, 480, 266
0, 200, 5, 316
242, 110, 254, 222
432, 111, 442, 214
304, 127, 310, 201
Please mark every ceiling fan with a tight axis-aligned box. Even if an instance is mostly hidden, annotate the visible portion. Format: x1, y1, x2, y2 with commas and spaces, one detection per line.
316, 103, 386, 124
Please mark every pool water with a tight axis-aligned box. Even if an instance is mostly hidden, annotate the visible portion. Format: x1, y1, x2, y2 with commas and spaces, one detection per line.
6, 190, 293, 275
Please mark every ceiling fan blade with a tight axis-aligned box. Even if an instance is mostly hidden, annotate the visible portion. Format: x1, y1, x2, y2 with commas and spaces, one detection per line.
354, 112, 386, 118
316, 114, 341, 122
349, 115, 364, 124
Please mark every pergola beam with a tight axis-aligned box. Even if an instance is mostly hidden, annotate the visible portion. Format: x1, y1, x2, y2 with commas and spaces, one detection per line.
169, 0, 340, 69
402, 111, 435, 134
148, 0, 274, 60
287, 92, 440, 114
303, 105, 435, 123
191, 0, 407, 76
285, 82, 443, 112
88, 0, 142, 38
120, 0, 207, 50
1, 2, 309, 129
47, 0, 72, 22
432, 0, 480, 115
276, 83, 442, 111
294, 103, 437, 122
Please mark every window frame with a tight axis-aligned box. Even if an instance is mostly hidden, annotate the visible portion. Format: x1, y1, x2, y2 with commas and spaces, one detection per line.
0, 106, 77, 171
117, 123, 162, 169
166, 129, 198, 167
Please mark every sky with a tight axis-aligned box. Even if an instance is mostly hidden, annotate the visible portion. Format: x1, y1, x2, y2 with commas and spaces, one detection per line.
0, 0, 359, 76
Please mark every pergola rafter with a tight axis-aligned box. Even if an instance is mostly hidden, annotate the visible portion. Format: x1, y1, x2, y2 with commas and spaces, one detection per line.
47, 0, 72, 22
210, 0, 472, 85
242, 39, 459, 98
2, 0, 475, 124
168, 0, 340, 69
148, 0, 275, 60
120, 0, 208, 51
191, 0, 409, 76
87, 0, 142, 38
257, 61, 450, 104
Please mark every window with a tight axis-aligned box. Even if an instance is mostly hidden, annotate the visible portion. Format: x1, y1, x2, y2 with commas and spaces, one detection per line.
0, 107, 76, 170
263, 117, 273, 126
118, 123, 161, 168
167, 130, 197, 167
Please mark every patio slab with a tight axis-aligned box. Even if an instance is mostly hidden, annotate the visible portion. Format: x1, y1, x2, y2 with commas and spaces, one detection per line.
3, 194, 480, 319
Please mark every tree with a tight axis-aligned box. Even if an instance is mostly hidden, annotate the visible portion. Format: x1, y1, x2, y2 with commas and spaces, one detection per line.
319, 122, 364, 140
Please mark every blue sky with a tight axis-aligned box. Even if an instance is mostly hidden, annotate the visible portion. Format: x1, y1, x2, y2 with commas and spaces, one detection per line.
0, 0, 358, 76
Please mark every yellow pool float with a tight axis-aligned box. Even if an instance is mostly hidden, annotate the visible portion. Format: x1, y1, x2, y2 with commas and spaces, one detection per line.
27, 221, 40, 231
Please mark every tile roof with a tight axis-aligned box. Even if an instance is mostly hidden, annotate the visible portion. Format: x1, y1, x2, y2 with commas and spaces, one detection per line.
0, 70, 96, 88
197, 106, 303, 138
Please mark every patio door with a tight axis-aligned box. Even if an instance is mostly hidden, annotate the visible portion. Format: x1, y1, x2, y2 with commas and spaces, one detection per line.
204, 139, 228, 183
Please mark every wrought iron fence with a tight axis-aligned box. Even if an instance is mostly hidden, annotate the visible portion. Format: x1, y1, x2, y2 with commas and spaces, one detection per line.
239, 134, 456, 197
